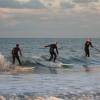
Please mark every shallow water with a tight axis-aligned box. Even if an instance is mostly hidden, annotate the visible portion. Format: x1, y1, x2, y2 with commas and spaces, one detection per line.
0, 72, 100, 99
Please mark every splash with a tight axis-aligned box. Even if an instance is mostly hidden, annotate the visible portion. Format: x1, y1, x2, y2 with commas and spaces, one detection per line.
0, 53, 33, 73
0, 93, 100, 100
0, 95, 64, 100
0, 53, 10, 71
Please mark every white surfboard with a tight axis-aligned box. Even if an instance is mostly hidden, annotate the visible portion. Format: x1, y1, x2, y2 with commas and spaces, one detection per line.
2, 65, 35, 74
38, 59, 74, 68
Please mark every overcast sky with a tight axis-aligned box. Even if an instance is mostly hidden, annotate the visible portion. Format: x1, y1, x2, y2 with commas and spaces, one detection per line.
0, 0, 100, 38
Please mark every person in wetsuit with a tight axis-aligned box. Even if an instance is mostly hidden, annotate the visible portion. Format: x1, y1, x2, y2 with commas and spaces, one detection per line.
84, 39, 93, 57
12, 44, 22, 65
44, 42, 59, 62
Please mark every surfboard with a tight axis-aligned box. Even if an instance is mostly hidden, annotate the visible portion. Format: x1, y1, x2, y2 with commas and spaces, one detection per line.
37, 60, 74, 68
0, 64, 34, 74
60, 63, 73, 68
40, 55, 74, 68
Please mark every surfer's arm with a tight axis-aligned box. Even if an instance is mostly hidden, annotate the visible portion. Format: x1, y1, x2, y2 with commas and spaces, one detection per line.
56, 47, 59, 54
90, 42, 93, 48
44, 45, 50, 48
12, 48, 14, 55
19, 48, 22, 56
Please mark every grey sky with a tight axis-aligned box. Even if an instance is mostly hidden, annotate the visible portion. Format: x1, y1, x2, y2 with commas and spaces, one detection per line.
0, 0, 100, 38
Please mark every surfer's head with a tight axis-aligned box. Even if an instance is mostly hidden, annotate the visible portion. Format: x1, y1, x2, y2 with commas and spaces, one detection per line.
86, 38, 91, 42
16, 44, 19, 47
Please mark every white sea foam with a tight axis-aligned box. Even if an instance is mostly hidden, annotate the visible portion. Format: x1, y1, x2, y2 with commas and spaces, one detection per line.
0, 96, 6, 100
0, 52, 10, 71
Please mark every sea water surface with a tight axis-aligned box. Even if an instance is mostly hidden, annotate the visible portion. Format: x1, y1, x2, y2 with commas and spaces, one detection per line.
0, 38, 100, 100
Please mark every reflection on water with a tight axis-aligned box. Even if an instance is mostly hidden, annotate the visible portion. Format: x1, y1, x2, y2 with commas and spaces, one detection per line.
82, 56, 90, 72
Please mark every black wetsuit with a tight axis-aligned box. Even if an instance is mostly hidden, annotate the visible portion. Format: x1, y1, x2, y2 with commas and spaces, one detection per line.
84, 41, 93, 57
12, 47, 22, 65
47, 44, 58, 62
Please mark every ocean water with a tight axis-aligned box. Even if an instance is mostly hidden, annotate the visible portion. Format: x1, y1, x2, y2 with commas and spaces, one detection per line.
0, 38, 100, 100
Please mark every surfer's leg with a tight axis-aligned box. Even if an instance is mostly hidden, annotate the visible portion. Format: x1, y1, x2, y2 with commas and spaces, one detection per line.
16, 56, 22, 65
12, 56, 15, 64
85, 49, 87, 57
49, 52, 53, 61
87, 49, 90, 57
53, 52, 57, 62
85, 49, 90, 57
86, 53, 88, 57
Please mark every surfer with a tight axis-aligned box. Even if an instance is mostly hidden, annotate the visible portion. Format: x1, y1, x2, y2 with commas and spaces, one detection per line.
12, 44, 22, 65
44, 42, 59, 62
84, 39, 93, 57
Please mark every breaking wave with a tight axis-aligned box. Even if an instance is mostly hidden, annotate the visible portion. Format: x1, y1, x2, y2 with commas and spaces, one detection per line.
0, 51, 99, 73
0, 91, 100, 100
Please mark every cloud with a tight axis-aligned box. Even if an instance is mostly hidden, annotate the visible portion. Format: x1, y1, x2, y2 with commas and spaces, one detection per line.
73, 0, 99, 3
39, 0, 74, 12
0, 7, 48, 28
38, 0, 100, 13
16, 0, 31, 3
1, 8, 48, 15
0, 0, 100, 13
0, 0, 45, 9
0, 0, 100, 20
0, 0, 100, 38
